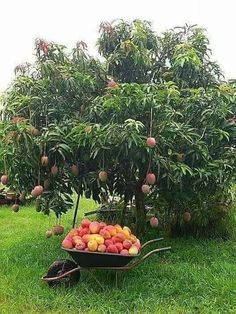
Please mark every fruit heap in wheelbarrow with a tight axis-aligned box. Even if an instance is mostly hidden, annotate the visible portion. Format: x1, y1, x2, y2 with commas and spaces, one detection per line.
62, 219, 141, 256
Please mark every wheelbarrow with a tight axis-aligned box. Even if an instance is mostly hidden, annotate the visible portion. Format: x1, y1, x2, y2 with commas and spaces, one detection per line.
42, 238, 171, 288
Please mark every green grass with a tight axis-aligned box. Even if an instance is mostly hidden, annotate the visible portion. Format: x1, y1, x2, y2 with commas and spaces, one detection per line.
1, 200, 236, 314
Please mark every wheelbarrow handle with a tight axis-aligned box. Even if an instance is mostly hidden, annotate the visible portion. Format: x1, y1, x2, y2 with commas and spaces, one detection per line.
116, 246, 171, 271
85, 246, 171, 272
141, 238, 164, 249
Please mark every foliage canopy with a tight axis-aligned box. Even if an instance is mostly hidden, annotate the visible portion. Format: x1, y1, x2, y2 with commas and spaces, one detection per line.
1, 20, 236, 235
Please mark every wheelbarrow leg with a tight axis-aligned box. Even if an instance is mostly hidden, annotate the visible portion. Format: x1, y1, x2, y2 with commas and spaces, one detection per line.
88, 270, 106, 291
115, 271, 124, 289
115, 272, 118, 288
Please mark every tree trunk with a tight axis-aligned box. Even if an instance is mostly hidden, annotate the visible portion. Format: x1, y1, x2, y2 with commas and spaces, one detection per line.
121, 191, 129, 225
72, 193, 80, 228
134, 190, 146, 235
121, 201, 127, 226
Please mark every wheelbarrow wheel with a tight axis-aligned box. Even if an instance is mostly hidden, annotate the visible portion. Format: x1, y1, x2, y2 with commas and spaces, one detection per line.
46, 259, 80, 287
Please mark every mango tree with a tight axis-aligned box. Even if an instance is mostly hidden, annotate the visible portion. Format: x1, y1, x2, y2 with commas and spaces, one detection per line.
0, 21, 236, 235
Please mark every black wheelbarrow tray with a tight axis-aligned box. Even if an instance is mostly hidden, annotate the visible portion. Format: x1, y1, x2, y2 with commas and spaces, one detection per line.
42, 238, 171, 287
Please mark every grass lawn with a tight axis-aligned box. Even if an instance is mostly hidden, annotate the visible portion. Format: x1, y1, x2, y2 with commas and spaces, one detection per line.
0, 199, 236, 314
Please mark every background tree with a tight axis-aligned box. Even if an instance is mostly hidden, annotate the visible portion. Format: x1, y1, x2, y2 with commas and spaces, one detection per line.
0, 39, 107, 216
